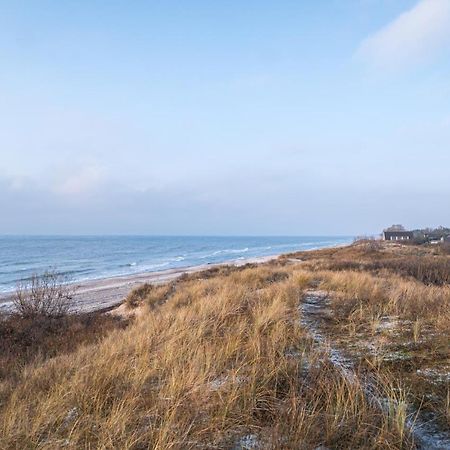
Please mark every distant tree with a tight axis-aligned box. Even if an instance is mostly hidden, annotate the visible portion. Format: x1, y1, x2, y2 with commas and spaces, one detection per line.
385, 224, 406, 232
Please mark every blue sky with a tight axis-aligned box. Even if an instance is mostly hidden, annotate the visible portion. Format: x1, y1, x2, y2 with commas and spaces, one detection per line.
1, 0, 449, 235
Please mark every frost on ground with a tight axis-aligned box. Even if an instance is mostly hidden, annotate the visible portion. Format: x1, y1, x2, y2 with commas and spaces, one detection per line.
300, 290, 450, 450
234, 433, 260, 450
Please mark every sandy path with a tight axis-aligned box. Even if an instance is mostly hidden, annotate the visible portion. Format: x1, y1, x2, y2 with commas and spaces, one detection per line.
300, 290, 450, 450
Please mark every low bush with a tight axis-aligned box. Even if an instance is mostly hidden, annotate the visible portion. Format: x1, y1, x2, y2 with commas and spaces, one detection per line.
13, 271, 76, 318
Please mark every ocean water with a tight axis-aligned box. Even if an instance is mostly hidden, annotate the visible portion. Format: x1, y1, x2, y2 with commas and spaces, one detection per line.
0, 235, 352, 293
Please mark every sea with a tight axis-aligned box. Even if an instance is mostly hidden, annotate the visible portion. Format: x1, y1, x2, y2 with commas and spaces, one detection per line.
0, 235, 352, 293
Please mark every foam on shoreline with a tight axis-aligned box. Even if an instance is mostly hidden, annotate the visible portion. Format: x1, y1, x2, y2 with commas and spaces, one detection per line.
0, 242, 351, 314
0, 253, 280, 314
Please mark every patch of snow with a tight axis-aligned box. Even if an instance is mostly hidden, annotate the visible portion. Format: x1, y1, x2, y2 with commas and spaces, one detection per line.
284, 348, 302, 358
63, 407, 79, 428
235, 434, 260, 450
209, 375, 245, 391
376, 316, 398, 331
416, 368, 450, 384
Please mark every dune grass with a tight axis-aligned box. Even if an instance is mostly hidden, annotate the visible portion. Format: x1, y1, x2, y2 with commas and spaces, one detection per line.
0, 242, 448, 449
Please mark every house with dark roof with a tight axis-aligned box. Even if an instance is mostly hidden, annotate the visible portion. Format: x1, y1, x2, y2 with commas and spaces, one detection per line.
383, 230, 414, 241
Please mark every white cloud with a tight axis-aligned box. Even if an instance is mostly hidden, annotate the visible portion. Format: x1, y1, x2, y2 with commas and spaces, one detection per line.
7, 175, 28, 191
357, 0, 450, 69
56, 165, 105, 196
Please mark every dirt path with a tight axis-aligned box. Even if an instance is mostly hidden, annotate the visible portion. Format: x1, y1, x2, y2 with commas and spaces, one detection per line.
300, 290, 450, 450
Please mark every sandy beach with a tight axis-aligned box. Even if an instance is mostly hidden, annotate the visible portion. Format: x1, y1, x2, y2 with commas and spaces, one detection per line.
0, 254, 278, 314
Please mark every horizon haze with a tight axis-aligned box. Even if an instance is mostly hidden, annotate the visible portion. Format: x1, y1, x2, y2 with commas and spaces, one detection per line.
1, 0, 450, 235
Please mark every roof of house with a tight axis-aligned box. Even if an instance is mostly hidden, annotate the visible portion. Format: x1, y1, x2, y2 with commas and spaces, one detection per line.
383, 231, 414, 236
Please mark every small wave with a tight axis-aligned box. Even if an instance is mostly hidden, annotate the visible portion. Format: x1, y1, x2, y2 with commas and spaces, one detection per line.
4, 260, 37, 267
0, 267, 39, 276
0, 286, 14, 294
211, 247, 250, 256
58, 268, 93, 277
141, 262, 170, 270
198, 247, 251, 260
12, 268, 92, 283
117, 261, 138, 269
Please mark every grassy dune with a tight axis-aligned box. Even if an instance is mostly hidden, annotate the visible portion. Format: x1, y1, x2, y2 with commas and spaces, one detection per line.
0, 242, 448, 449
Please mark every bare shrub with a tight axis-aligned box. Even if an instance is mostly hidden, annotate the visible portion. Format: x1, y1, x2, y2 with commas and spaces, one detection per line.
13, 271, 76, 318
353, 238, 383, 253
365, 239, 383, 252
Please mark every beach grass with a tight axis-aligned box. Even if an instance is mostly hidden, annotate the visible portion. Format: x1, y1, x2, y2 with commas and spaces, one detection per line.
0, 242, 448, 449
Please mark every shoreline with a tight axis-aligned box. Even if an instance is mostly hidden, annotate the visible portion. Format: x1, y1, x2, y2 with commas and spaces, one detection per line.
0, 254, 280, 314
0, 242, 351, 314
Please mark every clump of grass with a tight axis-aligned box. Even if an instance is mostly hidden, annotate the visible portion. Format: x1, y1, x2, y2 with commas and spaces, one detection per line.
125, 283, 154, 308
125, 282, 176, 309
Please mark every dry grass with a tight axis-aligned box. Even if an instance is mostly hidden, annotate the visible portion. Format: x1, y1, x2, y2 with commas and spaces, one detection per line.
322, 257, 450, 286
0, 242, 448, 449
288, 243, 450, 432
0, 313, 128, 388
125, 283, 177, 309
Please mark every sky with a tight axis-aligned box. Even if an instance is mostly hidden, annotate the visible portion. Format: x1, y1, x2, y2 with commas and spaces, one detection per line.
1, 0, 449, 236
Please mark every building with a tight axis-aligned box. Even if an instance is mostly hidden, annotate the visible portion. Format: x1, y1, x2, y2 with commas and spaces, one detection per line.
383, 231, 414, 241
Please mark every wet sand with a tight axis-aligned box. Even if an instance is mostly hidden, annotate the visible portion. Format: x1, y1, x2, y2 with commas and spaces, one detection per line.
0, 254, 278, 314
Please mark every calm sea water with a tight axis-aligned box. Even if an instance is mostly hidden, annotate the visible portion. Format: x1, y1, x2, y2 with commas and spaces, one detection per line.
0, 236, 351, 293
